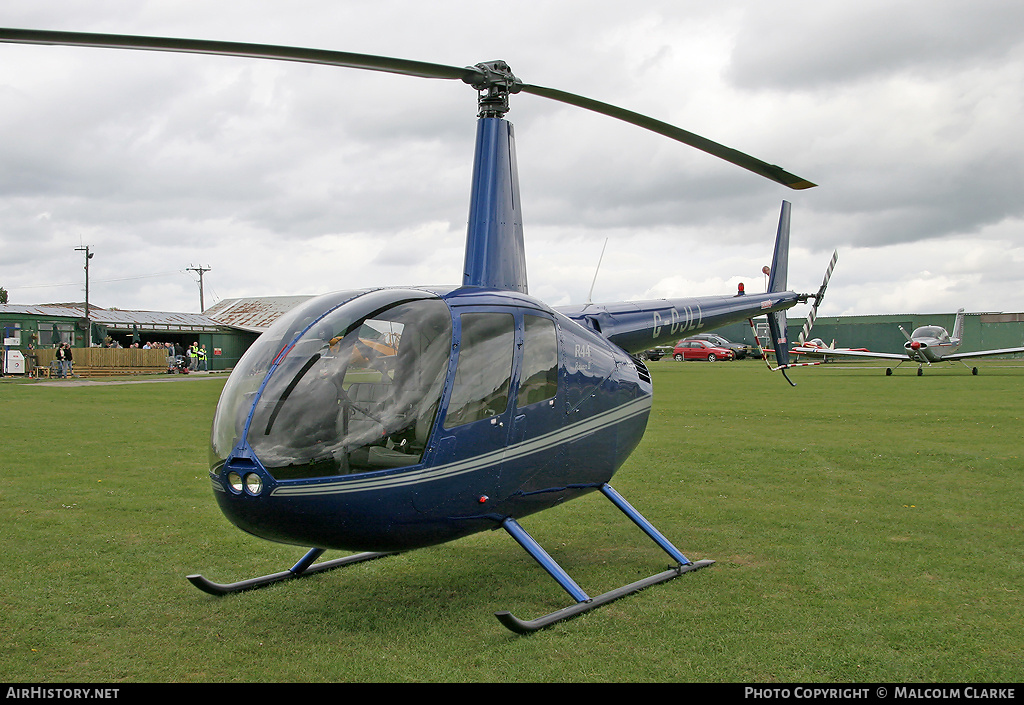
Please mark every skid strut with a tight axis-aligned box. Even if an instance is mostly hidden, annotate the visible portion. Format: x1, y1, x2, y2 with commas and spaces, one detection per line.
187, 548, 396, 595
494, 483, 713, 634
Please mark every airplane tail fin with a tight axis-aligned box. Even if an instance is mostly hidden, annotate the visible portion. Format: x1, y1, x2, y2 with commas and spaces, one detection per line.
951, 308, 965, 341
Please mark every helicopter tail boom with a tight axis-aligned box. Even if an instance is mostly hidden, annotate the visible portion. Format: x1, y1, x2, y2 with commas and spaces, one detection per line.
556, 201, 802, 355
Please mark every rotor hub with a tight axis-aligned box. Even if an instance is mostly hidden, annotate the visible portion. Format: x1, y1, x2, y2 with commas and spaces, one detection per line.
466, 60, 522, 118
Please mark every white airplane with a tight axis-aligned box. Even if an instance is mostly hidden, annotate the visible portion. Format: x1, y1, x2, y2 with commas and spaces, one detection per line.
789, 338, 869, 363
791, 309, 1024, 375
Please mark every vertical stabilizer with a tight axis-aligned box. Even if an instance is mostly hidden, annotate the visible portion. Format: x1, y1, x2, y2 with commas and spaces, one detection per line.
766, 310, 790, 368
462, 118, 529, 293
951, 308, 965, 342
766, 201, 792, 367
767, 201, 791, 295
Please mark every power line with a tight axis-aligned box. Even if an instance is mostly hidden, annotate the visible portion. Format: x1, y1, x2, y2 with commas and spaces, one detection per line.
9, 271, 186, 290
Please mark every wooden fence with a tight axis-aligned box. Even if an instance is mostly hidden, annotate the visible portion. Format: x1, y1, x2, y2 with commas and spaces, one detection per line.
29, 348, 173, 378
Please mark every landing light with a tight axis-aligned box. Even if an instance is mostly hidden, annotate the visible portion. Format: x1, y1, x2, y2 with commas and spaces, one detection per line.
245, 473, 263, 496
227, 472, 244, 493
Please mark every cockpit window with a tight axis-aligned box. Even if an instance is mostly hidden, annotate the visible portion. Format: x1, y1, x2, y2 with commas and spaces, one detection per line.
209, 289, 367, 468
912, 326, 948, 342
211, 290, 452, 480
518, 314, 558, 407
444, 312, 515, 429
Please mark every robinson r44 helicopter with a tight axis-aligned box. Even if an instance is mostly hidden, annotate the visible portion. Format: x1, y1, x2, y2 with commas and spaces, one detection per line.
1, 28, 830, 633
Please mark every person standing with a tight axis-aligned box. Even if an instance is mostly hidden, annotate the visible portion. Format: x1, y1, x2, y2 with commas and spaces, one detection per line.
55, 343, 66, 378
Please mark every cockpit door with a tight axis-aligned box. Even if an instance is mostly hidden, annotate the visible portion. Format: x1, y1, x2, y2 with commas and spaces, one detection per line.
508, 312, 560, 440
411, 310, 516, 512
442, 311, 517, 434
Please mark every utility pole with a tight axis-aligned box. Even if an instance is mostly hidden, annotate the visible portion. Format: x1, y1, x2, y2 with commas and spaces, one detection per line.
187, 264, 211, 312
75, 245, 94, 344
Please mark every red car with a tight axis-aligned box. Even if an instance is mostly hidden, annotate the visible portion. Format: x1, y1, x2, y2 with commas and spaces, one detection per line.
672, 339, 735, 362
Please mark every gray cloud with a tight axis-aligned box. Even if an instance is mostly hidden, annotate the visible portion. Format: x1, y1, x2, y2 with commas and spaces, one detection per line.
1, 0, 1022, 318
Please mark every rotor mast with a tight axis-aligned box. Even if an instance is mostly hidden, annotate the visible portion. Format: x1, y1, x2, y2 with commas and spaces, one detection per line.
458, 61, 530, 293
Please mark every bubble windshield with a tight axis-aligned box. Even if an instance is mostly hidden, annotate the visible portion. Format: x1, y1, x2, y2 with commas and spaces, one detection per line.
210, 289, 452, 480
911, 326, 949, 341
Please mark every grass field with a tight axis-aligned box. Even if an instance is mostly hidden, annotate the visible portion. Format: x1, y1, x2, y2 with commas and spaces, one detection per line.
1, 360, 1021, 683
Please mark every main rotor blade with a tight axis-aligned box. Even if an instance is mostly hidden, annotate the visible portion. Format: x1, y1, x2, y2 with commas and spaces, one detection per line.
520, 83, 815, 190
1, 27, 815, 189
0, 28, 481, 82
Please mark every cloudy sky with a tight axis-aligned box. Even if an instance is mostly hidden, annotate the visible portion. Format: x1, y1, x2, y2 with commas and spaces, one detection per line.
2, 1, 1023, 320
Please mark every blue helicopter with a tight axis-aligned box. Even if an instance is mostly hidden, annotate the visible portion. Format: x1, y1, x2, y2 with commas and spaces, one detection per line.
1, 28, 825, 633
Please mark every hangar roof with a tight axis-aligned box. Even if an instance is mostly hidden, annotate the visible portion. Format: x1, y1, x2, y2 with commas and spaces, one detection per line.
202, 296, 312, 332
1, 303, 225, 332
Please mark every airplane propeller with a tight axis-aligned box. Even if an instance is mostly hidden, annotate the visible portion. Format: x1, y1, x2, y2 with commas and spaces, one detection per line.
797, 250, 838, 345
0, 27, 816, 191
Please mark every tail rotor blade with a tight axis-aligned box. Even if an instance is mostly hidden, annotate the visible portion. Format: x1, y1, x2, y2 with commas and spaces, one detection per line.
798, 308, 817, 346
814, 250, 838, 308
798, 250, 837, 345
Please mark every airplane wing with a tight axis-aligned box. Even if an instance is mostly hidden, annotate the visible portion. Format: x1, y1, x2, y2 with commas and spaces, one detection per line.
790, 343, 869, 354
789, 347, 909, 361
943, 347, 1024, 361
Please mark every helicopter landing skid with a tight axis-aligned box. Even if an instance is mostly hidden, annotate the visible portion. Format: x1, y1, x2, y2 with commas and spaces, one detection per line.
186, 548, 396, 596
495, 483, 714, 634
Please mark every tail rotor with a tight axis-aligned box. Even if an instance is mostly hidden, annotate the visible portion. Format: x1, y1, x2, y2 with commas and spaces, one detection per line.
754, 248, 838, 385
